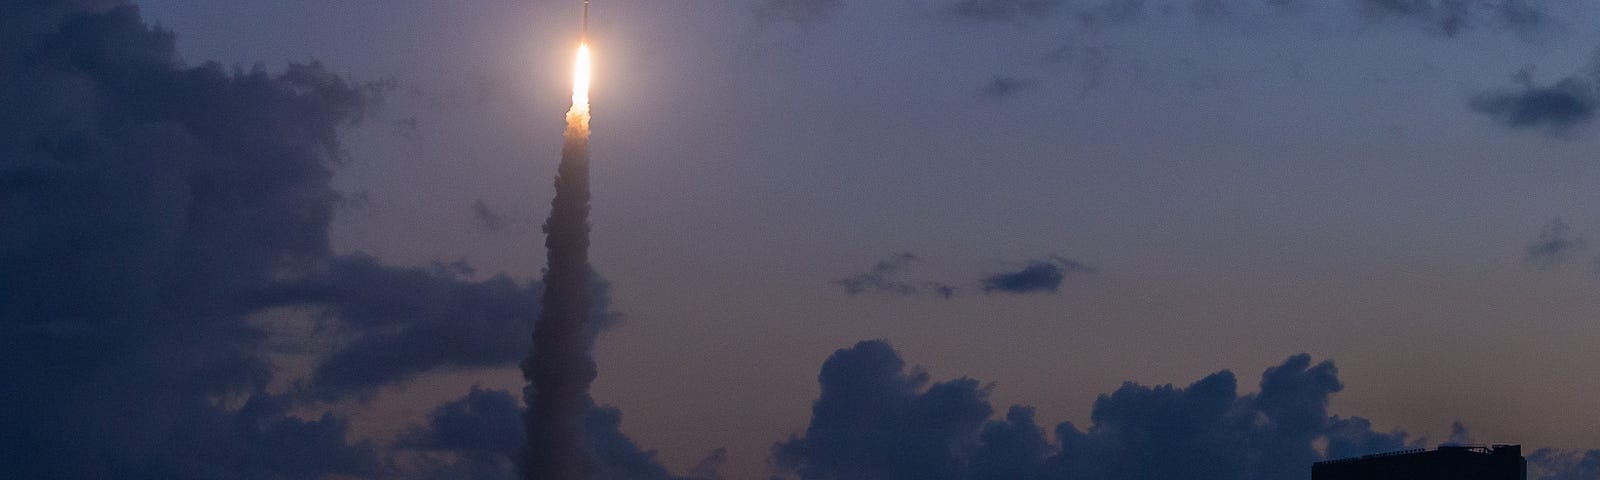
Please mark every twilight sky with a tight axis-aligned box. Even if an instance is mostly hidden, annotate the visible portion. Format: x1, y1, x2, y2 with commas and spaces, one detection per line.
9, 0, 1600, 479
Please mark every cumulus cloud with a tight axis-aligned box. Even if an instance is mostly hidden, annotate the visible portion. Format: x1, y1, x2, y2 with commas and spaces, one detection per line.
0, 4, 385, 477
981, 256, 1095, 294
0, 2, 613, 476
774, 341, 1420, 480
773, 340, 994, 480
404, 388, 526, 459
779, 341, 1600, 480
1324, 416, 1417, 460
1472, 65, 1600, 137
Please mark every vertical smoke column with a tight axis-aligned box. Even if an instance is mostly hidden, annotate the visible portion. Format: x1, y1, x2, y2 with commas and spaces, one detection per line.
523, 42, 596, 480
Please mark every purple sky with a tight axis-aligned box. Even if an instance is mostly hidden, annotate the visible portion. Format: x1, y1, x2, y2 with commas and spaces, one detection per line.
77, 0, 1600, 477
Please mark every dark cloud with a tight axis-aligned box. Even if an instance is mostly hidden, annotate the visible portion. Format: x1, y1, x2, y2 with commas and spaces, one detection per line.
1049, 354, 1369, 480
778, 342, 1600, 480
980, 76, 1040, 98
969, 406, 1053, 480
246, 256, 618, 400
0, 3, 385, 477
949, 0, 1061, 21
755, 0, 843, 25
472, 198, 508, 231
404, 388, 526, 458
773, 340, 995, 480
834, 253, 924, 296
1530, 449, 1600, 480
401, 388, 710, 480
399, 388, 527, 479
1324, 416, 1417, 460
1526, 220, 1584, 268
836, 255, 1099, 297
1444, 420, 1474, 445
980, 256, 1095, 294
1356, 0, 1547, 36
775, 341, 1421, 480
0, 3, 615, 477
1472, 66, 1600, 137
688, 448, 729, 479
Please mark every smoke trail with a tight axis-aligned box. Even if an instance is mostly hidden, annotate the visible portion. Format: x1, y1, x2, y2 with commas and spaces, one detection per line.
523, 44, 597, 480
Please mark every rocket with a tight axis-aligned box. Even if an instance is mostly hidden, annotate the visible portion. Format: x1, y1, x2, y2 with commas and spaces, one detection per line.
582, 0, 589, 41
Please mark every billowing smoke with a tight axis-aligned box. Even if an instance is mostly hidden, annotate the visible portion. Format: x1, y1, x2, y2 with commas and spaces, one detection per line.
0, 2, 636, 478
523, 48, 600, 479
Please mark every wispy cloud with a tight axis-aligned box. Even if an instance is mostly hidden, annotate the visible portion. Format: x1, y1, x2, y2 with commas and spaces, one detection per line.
1473, 65, 1600, 138
980, 256, 1096, 294
1525, 218, 1585, 268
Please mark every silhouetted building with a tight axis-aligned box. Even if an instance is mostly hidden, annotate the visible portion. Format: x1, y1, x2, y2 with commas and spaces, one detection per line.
1314, 444, 1526, 480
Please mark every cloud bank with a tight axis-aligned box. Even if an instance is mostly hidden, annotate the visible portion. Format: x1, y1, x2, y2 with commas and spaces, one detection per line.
775, 340, 1600, 480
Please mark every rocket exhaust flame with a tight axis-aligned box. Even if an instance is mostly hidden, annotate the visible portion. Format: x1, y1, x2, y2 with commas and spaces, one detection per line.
570, 43, 592, 127
523, 39, 598, 480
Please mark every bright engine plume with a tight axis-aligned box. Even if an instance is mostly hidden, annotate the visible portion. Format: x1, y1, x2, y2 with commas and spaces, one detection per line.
571, 43, 591, 118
